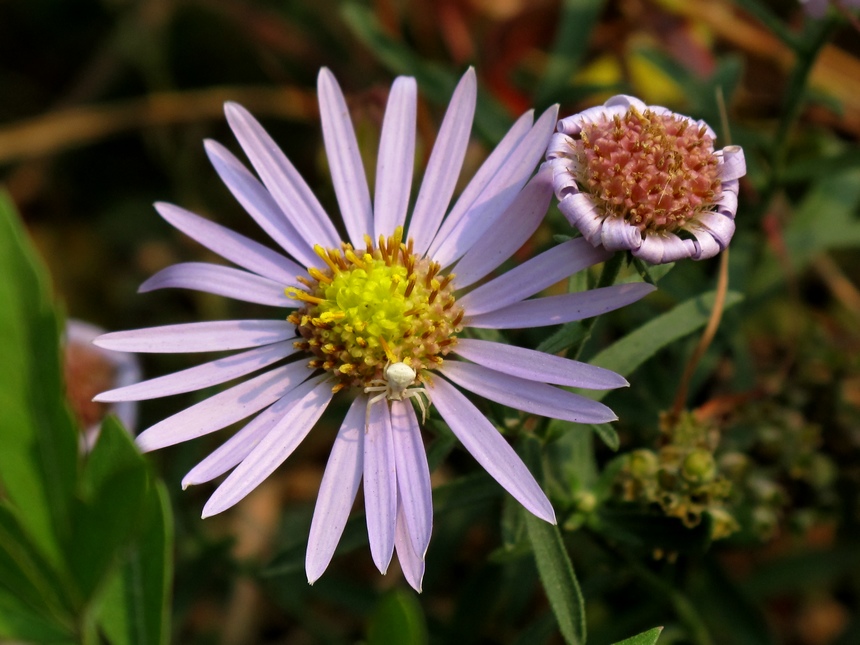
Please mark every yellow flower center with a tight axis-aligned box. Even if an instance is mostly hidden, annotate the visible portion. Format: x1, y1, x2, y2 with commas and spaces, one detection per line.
287, 227, 463, 391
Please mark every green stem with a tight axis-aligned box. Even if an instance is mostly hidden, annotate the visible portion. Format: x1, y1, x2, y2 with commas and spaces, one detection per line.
571, 251, 624, 361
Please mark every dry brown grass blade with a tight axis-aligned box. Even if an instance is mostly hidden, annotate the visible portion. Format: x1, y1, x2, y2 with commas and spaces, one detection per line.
0, 85, 319, 165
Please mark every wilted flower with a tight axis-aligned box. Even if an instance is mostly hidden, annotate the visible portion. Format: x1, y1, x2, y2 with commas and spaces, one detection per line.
547, 95, 746, 264
64, 319, 140, 449
95, 69, 654, 590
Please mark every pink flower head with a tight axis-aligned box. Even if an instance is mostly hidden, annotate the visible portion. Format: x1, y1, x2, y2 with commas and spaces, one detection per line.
547, 95, 746, 265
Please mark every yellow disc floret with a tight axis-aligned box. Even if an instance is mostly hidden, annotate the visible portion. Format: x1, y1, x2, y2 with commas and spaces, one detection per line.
287, 227, 463, 390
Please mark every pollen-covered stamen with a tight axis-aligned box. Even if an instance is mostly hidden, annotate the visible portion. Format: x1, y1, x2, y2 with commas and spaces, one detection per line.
571, 107, 722, 234
286, 227, 463, 390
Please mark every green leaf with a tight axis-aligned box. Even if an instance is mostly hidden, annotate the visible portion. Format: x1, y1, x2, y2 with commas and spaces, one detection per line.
340, 1, 513, 142
535, 0, 607, 106
0, 504, 76, 635
97, 477, 173, 645
0, 586, 74, 644
0, 189, 78, 569
366, 589, 428, 645
588, 290, 744, 399
522, 438, 586, 645
611, 626, 664, 645
67, 418, 149, 601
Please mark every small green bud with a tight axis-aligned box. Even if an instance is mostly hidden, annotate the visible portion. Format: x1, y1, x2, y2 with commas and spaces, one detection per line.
628, 449, 659, 478
681, 450, 716, 484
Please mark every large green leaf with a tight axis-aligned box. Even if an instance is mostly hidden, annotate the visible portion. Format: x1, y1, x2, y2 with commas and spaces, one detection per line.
68, 419, 149, 602
366, 590, 428, 645
588, 290, 744, 399
96, 473, 173, 645
0, 190, 78, 568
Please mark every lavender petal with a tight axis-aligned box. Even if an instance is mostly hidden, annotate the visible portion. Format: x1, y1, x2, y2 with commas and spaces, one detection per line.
453, 338, 628, 390
409, 68, 477, 256
96, 339, 297, 402
440, 361, 617, 424
318, 68, 373, 247
395, 502, 426, 593
718, 145, 746, 182
426, 110, 534, 260
430, 105, 559, 268
427, 377, 556, 523
224, 102, 340, 249
136, 363, 310, 452
452, 166, 555, 289
305, 395, 365, 584
155, 202, 303, 286
139, 262, 290, 308
364, 399, 397, 574
182, 374, 329, 488
459, 238, 611, 316
374, 77, 417, 238
600, 215, 643, 252
465, 282, 656, 329
201, 376, 334, 517
204, 139, 320, 269
391, 400, 432, 558
94, 320, 295, 353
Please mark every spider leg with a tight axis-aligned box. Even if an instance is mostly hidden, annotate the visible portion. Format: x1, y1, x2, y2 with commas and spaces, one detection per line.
365, 392, 387, 431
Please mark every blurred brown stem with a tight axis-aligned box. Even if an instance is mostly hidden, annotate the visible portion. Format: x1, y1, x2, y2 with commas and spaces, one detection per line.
668, 248, 730, 425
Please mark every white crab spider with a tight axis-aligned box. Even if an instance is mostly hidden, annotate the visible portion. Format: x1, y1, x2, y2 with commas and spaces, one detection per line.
364, 361, 430, 428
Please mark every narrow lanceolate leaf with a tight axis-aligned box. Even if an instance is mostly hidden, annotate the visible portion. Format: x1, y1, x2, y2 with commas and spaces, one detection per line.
0, 190, 78, 570
589, 290, 744, 400
611, 626, 664, 645
521, 438, 585, 645
97, 480, 173, 645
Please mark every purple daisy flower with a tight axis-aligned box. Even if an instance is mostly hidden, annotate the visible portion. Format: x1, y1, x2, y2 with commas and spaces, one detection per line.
546, 95, 747, 265
94, 69, 654, 591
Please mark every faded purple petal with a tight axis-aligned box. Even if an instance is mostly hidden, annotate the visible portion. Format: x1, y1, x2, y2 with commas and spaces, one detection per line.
391, 400, 432, 558
225, 102, 340, 249
718, 145, 746, 182
633, 234, 696, 264
409, 68, 477, 257
556, 95, 646, 137
96, 340, 297, 402
364, 399, 397, 574
94, 320, 294, 353
182, 374, 329, 488
318, 68, 374, 247
136, 362, 311, 452
395, 502, 426, 592
440, 361, 617, 424
600, 216, 643, 252
139, 262, 290, 308
695, 211, 736, 246
374, 77, 417, 238
427, 377, 555, 523
201, 377, 335, 517
452, 166, 556, 289
154, 202, 303, 286
557, 193, 606, 246
459, 238, 611, 316
306, 395, 365, 584
430, 105, 559, 268
204, 139, 320, 269
426, 110, 534, 260
465, 282, 656, 329
452, 338, 628, 390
